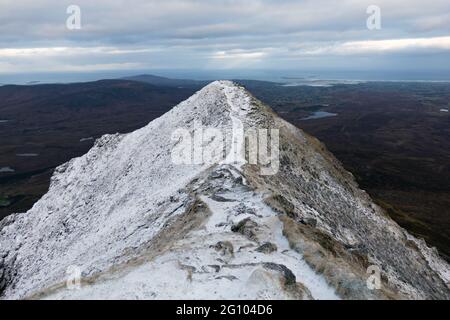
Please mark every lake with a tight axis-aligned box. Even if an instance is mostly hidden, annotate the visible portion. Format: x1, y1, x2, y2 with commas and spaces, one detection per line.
301, 111, 338, 120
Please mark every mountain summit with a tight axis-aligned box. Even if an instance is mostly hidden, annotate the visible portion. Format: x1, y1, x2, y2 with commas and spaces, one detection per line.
1, 81, 449, 299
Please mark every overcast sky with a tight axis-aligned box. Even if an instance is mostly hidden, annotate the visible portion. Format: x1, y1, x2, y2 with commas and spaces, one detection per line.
0, 0, 449, 79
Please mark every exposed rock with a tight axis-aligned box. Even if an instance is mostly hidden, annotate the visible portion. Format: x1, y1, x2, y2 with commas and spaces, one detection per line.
207, 265, 221, 273
0, 81, 448, 300
234, 204, 262, 218
211, 241, 234, 257
264, 194, 296, 218
280, 214, 399, 299
256, 242, 277, 254
231, 218, 258, 241
263, 262, 296, 286
300, 217, 317, 228
210, 195, 234, 202
0, 258, 5, 294
215, 275, 238, 281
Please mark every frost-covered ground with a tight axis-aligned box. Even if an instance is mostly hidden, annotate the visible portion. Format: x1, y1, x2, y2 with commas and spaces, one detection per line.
1, 81, 235, 299
46, 165, 338, 300
1, 81, 449, 300
41, 81, 335, 299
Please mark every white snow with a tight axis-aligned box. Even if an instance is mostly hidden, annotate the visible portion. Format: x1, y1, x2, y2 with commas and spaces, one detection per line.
2, 80, 337, 300
200, 184, 338, 300
45, 163, 338, 300
221, 83, 251, 166
2, 80, 448, 300
0, 81, 233, 299
405, 232, 450, 284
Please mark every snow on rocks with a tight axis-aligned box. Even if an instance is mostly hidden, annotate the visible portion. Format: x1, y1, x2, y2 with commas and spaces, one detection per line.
44, 165, 338, 300
0, 80, 449, 300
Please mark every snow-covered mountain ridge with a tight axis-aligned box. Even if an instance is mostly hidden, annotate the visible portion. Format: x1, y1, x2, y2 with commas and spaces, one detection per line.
0, 81, 449, 299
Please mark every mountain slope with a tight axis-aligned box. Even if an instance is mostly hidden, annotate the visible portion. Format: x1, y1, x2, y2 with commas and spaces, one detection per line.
0, 79, 196, 219
0, 81, 449, 300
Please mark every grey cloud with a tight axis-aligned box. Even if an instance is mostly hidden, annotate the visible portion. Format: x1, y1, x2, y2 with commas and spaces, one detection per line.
0, 0, 449, 74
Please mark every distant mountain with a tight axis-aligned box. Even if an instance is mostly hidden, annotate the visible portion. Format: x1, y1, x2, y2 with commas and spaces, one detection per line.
0, 79, 192, 110
122, 74, 210, 88
1, 81, 449, 299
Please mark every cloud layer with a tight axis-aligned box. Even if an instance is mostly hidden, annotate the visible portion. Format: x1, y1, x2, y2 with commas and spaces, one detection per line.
0, 0, 449, 75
